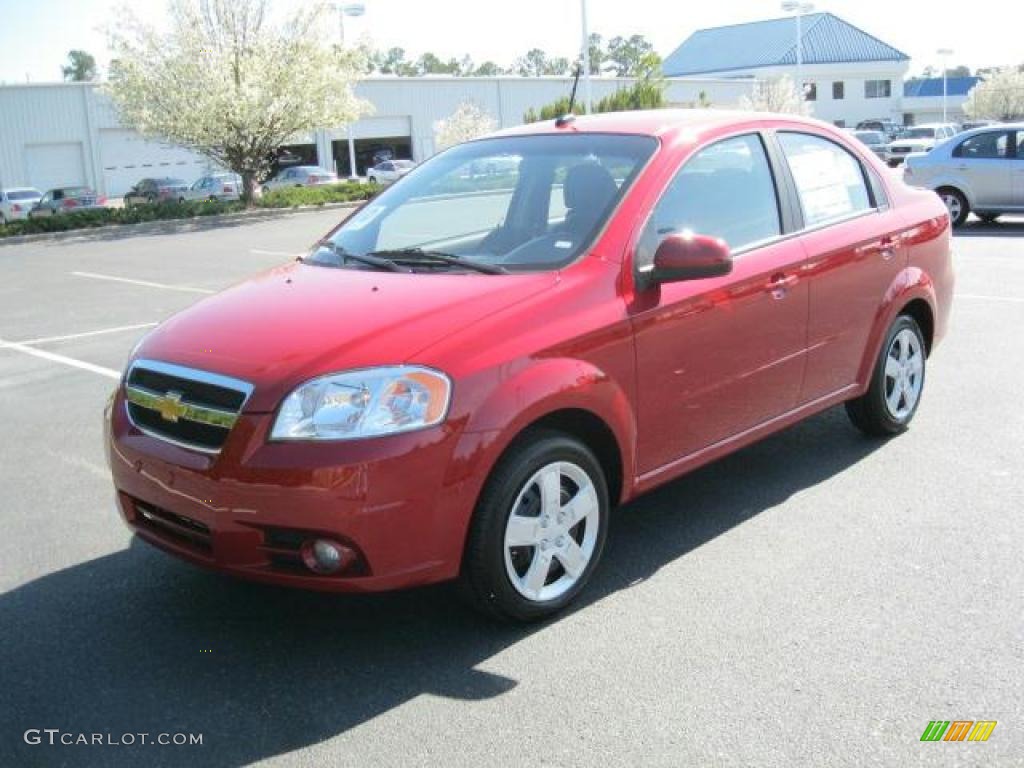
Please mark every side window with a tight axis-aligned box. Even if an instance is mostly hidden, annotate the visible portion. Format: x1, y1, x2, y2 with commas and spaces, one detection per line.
778, 132, 872, 227
953, 132, 1008, 159
1017, 131, 1024, 157
635, 134, 781, 268
53, 190, 64, 200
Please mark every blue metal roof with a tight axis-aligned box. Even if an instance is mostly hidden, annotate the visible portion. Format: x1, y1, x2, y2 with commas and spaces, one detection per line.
662, 12, 909, 77
903, 76, 980, 98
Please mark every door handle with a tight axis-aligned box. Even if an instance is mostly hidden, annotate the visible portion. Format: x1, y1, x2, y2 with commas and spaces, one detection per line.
767, 273, 798, 298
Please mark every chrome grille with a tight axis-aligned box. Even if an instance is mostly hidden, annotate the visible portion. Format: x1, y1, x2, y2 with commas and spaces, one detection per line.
124, 359, 253, 453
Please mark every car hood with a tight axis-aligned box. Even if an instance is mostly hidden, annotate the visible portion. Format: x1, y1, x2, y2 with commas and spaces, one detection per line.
134, 261, 555, 411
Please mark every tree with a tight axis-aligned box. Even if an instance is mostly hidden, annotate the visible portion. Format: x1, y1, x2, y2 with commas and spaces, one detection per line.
606, 35, 656, 77
522, 69, 666, 123
473, 61, 502, 77
106, 0, 367, 204
586, 34, 607, 75
964, 67, 1024, 121
62, 50, 97, 82
434, 101, 496, 150
739, 76, 812, 115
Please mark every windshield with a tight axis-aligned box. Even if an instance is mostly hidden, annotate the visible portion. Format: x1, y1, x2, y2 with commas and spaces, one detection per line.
309, 133, 657, 273
904, 128, 936, 139
854, 131, 883, 145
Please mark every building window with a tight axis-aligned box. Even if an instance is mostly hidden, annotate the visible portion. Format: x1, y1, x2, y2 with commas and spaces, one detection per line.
832, 81, 844, 100
865, 79, 891, 99
803, 82, 817, 101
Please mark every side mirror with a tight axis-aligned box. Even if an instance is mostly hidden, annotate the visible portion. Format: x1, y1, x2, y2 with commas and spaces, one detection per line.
639, 233, 732, 289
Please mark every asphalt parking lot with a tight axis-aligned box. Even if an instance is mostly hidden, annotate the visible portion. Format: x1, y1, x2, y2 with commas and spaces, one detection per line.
1, 209, 1022, 767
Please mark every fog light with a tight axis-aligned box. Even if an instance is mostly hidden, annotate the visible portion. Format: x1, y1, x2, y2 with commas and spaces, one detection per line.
300, 538, 353, 575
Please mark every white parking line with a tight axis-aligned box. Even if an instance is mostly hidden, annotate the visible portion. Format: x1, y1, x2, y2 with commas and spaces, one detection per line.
71, 271, 215, 294
11, 322, 158, 346
956, 293, 1024, 304
0, 338, 120, 379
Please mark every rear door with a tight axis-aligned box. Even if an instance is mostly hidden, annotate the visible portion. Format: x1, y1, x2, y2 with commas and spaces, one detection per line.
774, 131, 908, 402
1013, 131, 1024, 206
631, 132, 810, 474
951, 130, 1013, 209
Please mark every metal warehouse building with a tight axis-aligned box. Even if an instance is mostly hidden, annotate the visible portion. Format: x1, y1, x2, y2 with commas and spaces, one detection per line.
0, 76, 755, 198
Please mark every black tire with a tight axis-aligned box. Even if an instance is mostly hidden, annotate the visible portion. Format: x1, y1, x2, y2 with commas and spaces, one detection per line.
978, 213, 1000, 224
937, 187, 969, 227
846, 314, 927, 437
461, 429, 610, 623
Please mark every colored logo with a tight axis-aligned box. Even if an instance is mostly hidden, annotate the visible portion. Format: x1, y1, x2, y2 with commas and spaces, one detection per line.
156, 391, 187, 423
921, 721, 997, 742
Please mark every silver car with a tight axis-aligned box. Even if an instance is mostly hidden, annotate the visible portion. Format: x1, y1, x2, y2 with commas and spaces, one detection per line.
851, 130, 889, 162
367, 159, 416, 185
886, 123, 959, 166
262, 165, 338, 191
903, 123, 1024, 226
0, 187, 42, 224
181, 173, 242, 202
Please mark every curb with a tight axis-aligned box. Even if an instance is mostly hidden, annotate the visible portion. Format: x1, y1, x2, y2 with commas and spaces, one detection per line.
0, 201, 362, 247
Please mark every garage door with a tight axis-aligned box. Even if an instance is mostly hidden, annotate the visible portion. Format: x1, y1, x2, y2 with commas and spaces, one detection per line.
25, 143, 86, 191
98, 129, 210, 197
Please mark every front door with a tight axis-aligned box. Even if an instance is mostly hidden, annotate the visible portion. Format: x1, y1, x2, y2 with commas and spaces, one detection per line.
630, 133, 809, 476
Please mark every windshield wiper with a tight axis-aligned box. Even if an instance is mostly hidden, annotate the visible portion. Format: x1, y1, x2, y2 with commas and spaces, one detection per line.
367, 248, 507, 275
307, 241, 408, 272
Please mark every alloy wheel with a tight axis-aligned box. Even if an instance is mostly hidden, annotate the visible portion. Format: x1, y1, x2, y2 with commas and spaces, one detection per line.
883, 328, 924, 420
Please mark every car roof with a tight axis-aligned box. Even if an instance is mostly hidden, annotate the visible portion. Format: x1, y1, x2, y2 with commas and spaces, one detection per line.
489, 109, 834, 142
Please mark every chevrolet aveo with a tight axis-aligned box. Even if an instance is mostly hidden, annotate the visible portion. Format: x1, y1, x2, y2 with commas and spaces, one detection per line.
106, 111, 953, 622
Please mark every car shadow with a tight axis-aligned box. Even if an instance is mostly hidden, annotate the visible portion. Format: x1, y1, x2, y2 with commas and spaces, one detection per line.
954, 218, 1024, 238
0, 407, 883, 767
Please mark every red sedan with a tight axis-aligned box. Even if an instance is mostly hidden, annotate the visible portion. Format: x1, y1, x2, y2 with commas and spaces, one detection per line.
106, 110, 953, 622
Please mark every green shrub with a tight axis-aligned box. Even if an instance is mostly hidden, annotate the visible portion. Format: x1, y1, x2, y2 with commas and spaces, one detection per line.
0, 183, 377, 239
256, 182, 380, 209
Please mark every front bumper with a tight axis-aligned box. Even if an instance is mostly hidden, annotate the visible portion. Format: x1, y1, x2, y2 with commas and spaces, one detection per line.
107, 390, 481, 592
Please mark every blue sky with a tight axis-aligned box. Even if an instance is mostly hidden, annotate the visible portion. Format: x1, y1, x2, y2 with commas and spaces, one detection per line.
0, 0, 1017, 83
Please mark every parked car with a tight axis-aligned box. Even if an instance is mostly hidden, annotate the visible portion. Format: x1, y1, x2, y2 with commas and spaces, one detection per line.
124, 177, 190, 207
107, 111, 953, 622
851, 130, 889, 161
885, 123, 959, 166
262, 166, 338, 191
903, 123, 1024, 226
856, 119, 902, 140
0, 187, 42, 223
180, 173, 242, 202
28, 187, 107, 217
961, 119, 999, 132
367, 159, 416, 185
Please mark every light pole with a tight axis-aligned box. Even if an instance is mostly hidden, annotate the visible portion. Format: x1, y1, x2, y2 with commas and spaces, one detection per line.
580, 0, 594, 114
937, 47, 953, 123
335, 2, 366, 179
781, 1, 814, 102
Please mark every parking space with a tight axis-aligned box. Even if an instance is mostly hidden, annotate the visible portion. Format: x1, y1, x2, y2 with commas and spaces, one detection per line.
1, 211, 1022, 766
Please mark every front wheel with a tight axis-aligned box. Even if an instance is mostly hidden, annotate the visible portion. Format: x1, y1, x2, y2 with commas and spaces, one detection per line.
461, 431, 609, 622
846, 314, 926, 436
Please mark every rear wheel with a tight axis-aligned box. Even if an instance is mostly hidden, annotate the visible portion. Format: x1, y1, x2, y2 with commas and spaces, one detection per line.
937, 187, 969, 227
461, 430, 609, 622
846, 314, 926, 436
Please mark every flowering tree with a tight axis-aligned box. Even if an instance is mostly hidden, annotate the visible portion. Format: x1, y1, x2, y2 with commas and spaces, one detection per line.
964, 68, 1024, 121
106, 0, 368, 203
739, 76, 813, 115
433, 102, 497, 151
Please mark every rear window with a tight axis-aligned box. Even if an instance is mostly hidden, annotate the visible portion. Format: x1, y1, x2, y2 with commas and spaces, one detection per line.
6, 189, 39, 200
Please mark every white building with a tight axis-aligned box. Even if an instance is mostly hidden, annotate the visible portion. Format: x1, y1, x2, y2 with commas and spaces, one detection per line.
0, 76, 756, 198
662, 12, 911, 128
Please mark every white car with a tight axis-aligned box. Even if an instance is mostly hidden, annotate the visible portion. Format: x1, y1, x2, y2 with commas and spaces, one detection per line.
904, 123, 1024, 226
886, 123, 959, 166
262, 166, 338, 191
181, 173, 242, 202
367, 159, 416, 185
0, 187, 43, 223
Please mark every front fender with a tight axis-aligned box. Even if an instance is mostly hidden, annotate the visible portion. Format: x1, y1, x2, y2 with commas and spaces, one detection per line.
447, 357, 637, 505
856, 266, 938, 386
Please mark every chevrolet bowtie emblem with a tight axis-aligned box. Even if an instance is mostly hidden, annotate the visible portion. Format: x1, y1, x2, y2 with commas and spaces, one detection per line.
156, 391, 188, 423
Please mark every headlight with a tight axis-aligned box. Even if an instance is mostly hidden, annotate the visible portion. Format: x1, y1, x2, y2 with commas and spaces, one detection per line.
270, 366, 451, 441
